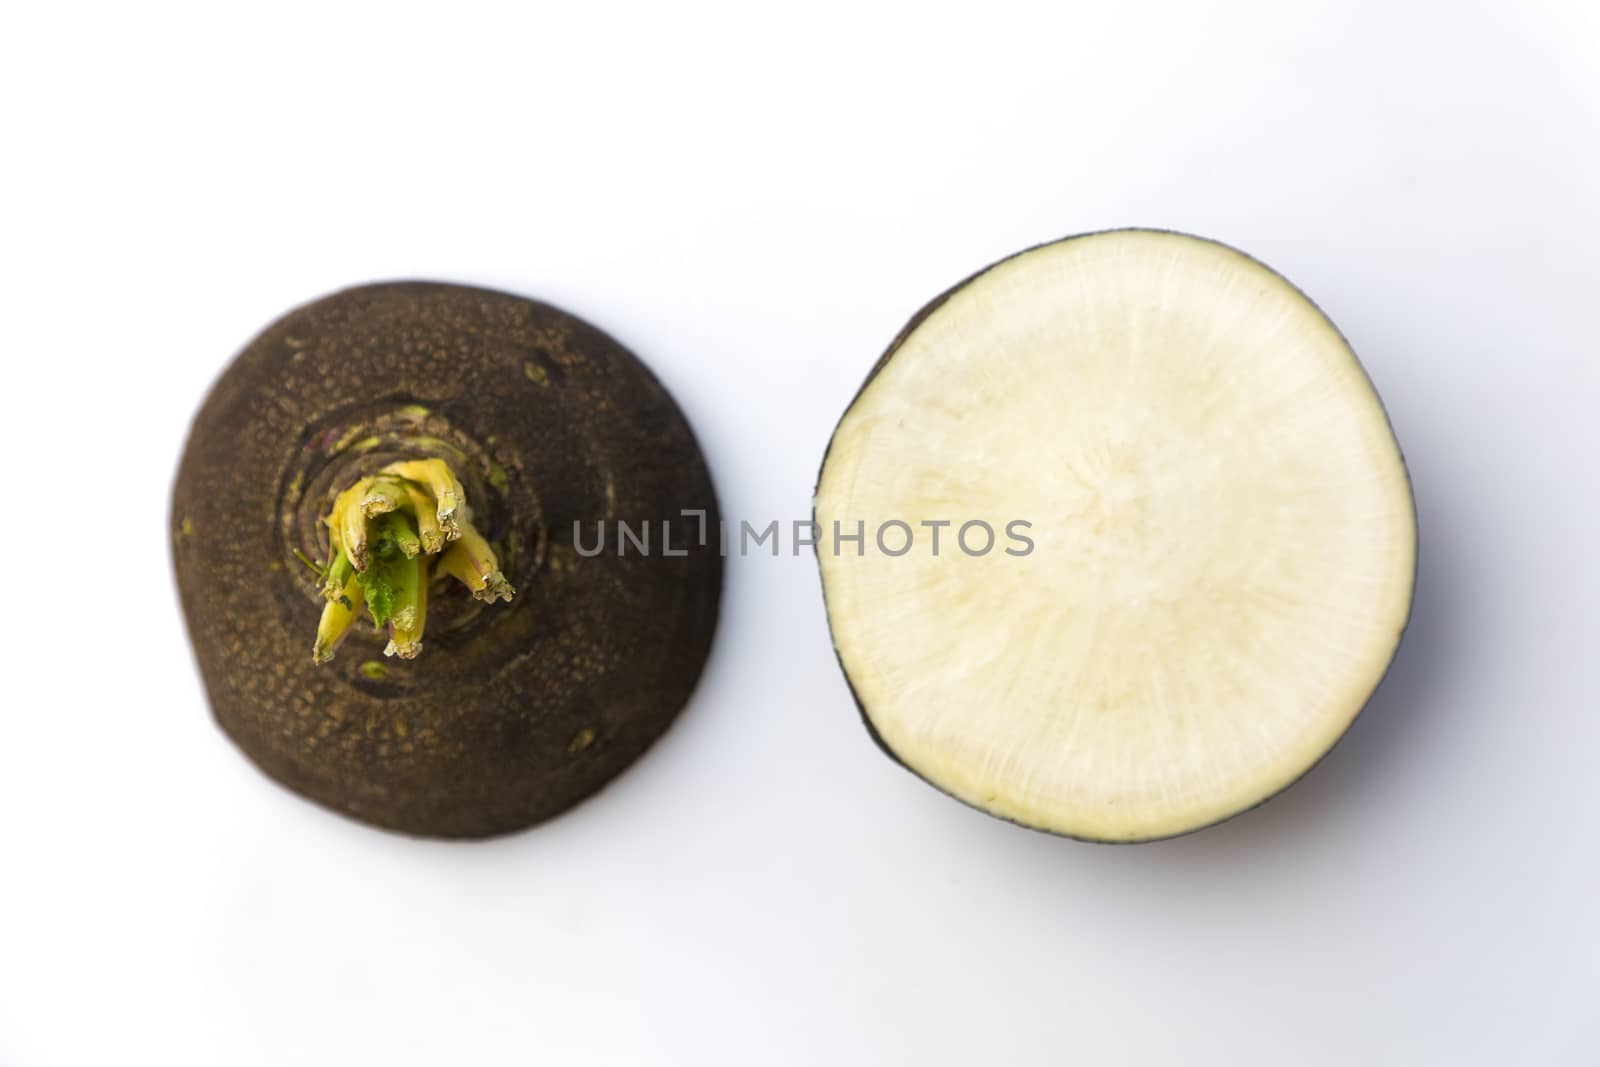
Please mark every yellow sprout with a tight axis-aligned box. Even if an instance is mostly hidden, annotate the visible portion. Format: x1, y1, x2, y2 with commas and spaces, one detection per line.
309, 457, 512, 665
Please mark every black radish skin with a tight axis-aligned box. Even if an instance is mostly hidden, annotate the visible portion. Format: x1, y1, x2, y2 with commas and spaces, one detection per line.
173, 282, 721, 838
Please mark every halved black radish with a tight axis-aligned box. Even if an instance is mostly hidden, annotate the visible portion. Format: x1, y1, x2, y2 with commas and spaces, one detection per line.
173, 282, 722, 838
815, 230, 1415, 841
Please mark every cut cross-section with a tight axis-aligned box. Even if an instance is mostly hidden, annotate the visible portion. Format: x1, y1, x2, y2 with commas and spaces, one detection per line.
815, 230, 1415, 842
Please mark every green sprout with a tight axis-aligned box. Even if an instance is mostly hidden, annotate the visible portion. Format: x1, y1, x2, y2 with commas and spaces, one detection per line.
309, 457, 514, 664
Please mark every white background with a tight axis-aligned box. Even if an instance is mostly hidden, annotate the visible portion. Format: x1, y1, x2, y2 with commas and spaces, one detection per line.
2, 3, 1597, 1064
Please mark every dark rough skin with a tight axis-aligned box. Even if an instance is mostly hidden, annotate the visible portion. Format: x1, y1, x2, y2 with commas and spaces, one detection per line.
173, 282, 722, 838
